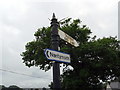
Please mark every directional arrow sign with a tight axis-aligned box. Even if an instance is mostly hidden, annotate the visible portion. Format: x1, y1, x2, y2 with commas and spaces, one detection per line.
58, 29, 79, 47
44, 49, 70, 63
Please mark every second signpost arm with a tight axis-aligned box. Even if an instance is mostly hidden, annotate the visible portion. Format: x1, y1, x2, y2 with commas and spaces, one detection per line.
51, 13, 61, 89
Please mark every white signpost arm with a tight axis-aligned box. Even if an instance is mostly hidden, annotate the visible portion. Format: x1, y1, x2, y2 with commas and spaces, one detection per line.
58, 29, 79, 47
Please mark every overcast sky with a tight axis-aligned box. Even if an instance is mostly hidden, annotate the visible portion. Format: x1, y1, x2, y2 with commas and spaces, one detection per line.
0, 0, 119, 88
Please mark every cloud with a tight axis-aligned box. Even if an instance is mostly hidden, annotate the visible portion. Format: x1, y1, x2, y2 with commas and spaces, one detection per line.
0, 0, 119, 88
2, 67, 52, 88
118, 1, 120, 40
65, 0, 118, 38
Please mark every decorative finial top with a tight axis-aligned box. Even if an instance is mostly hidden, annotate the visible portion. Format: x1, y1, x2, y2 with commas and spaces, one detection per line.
52, 13, 56, 19
51, 13, 59, 25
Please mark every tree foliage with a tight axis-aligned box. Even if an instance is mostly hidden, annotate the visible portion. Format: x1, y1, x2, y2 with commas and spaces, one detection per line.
1, 85, 22, 90
21, 18, 120, 89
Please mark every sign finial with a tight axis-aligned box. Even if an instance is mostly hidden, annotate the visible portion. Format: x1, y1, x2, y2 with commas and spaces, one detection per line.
52, 13, 56, 19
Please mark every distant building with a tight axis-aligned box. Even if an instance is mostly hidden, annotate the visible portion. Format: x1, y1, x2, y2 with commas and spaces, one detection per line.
106, 80, 120, 90
110, 81, 120, 90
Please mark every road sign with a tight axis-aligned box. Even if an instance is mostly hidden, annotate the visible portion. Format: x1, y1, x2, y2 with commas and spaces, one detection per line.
44, 49, 70, 63
58, 29, 79, 47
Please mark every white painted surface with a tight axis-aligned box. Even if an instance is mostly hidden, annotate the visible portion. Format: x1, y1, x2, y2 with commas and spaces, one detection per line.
44, 49, 70, 63
58, 29, 79, 47
106, 84, 112, 90
110, 81, 120, 89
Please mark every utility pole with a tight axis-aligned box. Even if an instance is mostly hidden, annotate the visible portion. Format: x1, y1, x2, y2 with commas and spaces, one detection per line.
51, 13, 61, 89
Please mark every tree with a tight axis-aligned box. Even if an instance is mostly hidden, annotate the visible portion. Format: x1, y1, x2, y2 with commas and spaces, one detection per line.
61, 37, 120, 90
0, 85, 6, 90
21, 18, 120, 89
1, 85, 22, 90
8, 85, 21, 88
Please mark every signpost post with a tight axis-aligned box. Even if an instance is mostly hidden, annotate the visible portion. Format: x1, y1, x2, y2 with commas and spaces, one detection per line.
49, 13, 78, 89
51, 13, 61, 89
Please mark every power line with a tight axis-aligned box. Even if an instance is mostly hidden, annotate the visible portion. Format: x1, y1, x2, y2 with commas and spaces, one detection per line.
0, 68, 52, 80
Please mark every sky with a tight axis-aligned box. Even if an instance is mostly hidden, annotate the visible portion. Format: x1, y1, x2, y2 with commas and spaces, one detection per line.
0, 0, 119, 88
118, 1, 120, 40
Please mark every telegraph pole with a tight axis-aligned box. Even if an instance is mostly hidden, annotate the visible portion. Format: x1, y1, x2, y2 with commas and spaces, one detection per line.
51, 13, 61, 89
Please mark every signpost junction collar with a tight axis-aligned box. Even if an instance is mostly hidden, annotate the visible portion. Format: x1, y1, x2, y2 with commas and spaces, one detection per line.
51, 13, 59, 27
